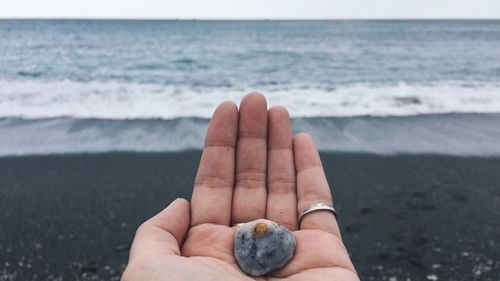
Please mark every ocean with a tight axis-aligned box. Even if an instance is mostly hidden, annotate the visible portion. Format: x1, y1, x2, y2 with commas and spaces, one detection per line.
1, 20, 500, 156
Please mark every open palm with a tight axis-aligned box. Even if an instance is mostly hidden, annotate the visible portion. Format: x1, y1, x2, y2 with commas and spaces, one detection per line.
122, 93, 359, 281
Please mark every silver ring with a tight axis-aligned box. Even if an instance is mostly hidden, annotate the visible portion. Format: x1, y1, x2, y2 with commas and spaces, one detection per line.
298, 203, 337, 223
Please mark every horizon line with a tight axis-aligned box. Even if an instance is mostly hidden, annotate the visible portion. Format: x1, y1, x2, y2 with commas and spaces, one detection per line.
1, 17, 500, 21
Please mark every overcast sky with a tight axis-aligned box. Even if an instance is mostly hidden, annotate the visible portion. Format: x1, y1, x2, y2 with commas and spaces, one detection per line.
1, 0, 499, 19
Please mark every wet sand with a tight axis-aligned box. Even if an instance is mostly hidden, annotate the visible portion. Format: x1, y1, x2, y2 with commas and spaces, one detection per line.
0, 152, 499, 280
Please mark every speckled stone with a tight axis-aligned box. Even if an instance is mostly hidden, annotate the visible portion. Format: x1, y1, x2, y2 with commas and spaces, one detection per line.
234, 219, 296, 276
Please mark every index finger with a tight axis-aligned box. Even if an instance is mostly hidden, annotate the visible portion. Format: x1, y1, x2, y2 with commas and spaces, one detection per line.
191, 101, 238, 226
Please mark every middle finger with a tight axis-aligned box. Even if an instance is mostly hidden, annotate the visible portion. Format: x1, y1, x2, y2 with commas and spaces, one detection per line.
231, 92, 268, 225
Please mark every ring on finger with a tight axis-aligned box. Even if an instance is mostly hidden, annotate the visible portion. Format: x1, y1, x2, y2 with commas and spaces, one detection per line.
298, 202, 337, 224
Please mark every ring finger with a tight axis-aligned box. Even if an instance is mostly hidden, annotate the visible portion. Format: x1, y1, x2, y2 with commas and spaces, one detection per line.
265, 106, 297, 230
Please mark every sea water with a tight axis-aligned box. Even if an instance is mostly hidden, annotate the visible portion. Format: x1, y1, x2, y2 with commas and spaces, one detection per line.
1, 20, 500, 155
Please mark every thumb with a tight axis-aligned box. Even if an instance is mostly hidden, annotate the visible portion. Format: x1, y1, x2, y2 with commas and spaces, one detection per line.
129, 198, 191, 260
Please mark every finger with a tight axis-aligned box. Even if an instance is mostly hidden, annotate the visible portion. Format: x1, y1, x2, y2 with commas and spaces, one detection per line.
129, 198, 190, 260
231, 92, 268, 224
265, 106, 297, 230
294, 133, 341, 236
191, 101, 238, 226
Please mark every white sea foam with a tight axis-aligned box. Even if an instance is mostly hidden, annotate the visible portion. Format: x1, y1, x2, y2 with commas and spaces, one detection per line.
1, 79, 500, 119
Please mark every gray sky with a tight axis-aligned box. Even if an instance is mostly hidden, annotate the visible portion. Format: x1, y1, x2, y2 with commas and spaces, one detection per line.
1, 0, 499, 19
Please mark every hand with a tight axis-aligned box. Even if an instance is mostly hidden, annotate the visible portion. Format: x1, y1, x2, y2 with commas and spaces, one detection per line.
121, 93, 359, 281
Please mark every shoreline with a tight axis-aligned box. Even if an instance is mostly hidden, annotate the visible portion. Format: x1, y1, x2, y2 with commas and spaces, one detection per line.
2, 113, 500, 157
1, 152, 499, 280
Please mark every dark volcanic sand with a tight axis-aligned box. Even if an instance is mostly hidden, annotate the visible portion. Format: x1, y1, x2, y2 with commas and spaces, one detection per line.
0, 152, 499, 281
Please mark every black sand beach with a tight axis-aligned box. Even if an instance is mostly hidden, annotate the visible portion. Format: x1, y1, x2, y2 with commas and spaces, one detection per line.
1, 152, 499, 281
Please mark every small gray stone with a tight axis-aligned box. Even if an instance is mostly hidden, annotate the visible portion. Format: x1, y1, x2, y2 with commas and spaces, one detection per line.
234, 219, 296, 276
